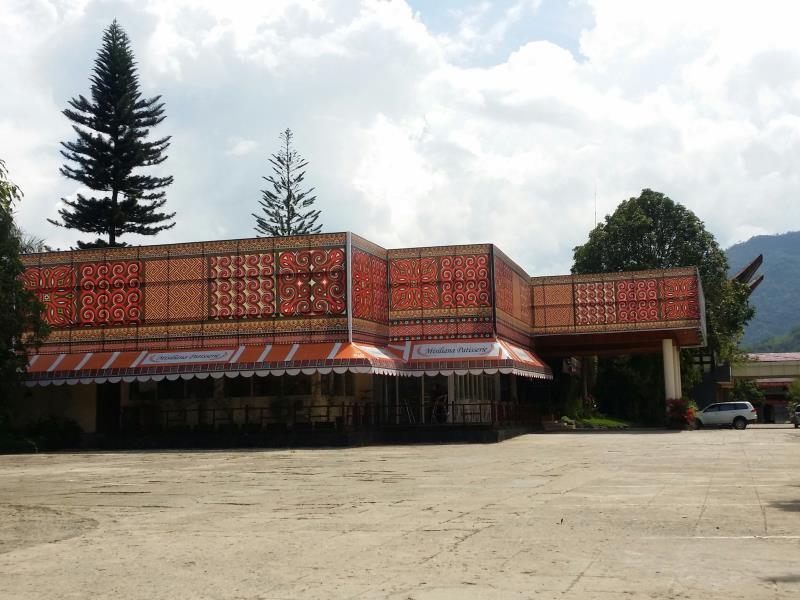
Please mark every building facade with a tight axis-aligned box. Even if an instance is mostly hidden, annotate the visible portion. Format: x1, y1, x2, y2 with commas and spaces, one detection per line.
16, 232, 706, 444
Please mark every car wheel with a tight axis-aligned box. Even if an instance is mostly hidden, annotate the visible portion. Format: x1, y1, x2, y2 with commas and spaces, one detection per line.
795, 423, 798, 429
733, 416, 747, 430
695, 420, 703, 429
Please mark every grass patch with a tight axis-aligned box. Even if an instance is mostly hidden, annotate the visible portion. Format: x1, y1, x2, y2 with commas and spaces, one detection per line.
577, 416, 631, 429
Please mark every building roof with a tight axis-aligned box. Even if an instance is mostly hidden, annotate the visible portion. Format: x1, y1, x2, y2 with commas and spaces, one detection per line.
747, 353, 800, 362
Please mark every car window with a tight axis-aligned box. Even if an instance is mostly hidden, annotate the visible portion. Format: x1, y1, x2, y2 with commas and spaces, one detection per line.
720, 405, 735, 411
704, 405, 720, 412
735, 403, 749, 410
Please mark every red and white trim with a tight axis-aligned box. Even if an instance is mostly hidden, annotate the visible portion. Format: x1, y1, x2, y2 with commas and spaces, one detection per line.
23, 338, 551, 386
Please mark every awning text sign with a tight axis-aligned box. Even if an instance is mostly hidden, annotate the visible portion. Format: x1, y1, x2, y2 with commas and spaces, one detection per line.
411, 342, 501, 361
141, 350, 235, 366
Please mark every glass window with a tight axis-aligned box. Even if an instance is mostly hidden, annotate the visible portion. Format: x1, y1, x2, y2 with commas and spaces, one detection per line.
704, 405, 720, 412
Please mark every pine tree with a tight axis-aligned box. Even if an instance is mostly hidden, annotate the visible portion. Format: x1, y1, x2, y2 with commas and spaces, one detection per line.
253, 129, 322, 236
49, 20, 174, 248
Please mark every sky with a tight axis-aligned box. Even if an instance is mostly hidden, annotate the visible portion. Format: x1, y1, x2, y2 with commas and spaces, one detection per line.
2, 0, 800, 275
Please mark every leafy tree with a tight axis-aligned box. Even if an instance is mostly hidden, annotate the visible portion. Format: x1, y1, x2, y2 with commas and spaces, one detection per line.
0, 160, 49, 427
572, 189, 754, 422
729, 378, 765, 404
49, 20, 174, 248
573, 189, 753, 359
253, 129, 321, 236
788, 379, 800, 414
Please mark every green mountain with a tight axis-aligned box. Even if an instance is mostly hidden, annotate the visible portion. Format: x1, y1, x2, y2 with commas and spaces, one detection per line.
725, 230, 800, 348
749, 324, 800, 352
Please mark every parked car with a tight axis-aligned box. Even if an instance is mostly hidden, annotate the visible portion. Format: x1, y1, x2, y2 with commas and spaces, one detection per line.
696, 402, 757, 429
790, 405, 800, 428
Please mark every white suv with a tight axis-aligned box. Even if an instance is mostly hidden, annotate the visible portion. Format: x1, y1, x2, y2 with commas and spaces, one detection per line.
696, 402, 757, 430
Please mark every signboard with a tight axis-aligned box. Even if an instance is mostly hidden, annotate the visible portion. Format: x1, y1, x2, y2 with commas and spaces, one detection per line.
141, 349, 235, 366
411, 342, 501, 361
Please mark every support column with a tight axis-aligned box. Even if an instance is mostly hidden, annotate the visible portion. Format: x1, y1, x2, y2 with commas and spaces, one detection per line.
662, 338, 676, 400
673, 346, 682, 399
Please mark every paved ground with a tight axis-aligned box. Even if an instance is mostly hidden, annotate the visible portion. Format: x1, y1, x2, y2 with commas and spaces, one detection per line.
1, 427, 799, 600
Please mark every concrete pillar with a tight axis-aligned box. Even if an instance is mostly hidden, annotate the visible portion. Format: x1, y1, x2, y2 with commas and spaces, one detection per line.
662, 338, 676, 400
673, 346, 682, 399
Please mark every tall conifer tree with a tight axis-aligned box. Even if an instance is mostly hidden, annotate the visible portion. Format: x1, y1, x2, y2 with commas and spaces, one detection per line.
50, 20, 174, 248
253, 129, 321, 236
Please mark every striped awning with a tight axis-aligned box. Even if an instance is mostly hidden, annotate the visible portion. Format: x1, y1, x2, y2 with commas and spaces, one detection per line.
24, 339, 552, 386
385, 339, 551, 379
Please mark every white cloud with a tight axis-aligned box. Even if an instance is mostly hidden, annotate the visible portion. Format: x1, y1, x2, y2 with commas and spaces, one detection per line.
1, 0, 800, 273
225, 138, 261, 157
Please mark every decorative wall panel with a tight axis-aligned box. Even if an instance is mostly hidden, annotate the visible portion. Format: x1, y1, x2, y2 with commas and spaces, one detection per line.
210, 253, 275, 319
660, 276, 700, 320
19, 233, 705, 354
440, 255, 490, 309
616, 279, 659, 323
390, 257, 440, 310
531, 267, 704, 338
352, 248, 389, 323
278, 248, 346, 316
78, 261, 141, 325
575, 282, 616, 325
21, 266, 77, 326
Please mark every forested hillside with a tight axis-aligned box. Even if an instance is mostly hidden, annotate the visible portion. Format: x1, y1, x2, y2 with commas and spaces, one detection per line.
726, 231, 800, 348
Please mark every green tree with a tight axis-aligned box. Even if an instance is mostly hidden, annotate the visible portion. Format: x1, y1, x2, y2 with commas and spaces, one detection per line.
0, 160, 49, 427
572, 189, 754, 422
49, 20, 174, 248
788, 379, 800, 414
729, 378, 765, 404
573, 189, 753, 359
253, 129, 321, 236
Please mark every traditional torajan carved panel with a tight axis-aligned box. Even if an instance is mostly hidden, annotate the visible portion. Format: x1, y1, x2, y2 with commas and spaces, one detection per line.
390, 257, 440, 310
531, 267, 704, 336
388, 245, 493, 341
278, 248, 346, 316
493, 248, 533, 346
352, 248, 388, 322
210, 253, 275, 319
21, 265, 78, 326
19, 234, 705, 352
440, 254, 490, 308
78, 261, 142, 325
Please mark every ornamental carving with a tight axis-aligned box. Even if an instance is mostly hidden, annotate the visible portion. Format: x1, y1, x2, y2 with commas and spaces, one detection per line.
21, 266, 77, 326
278, 248, 346, 316
78, 261, 142, 325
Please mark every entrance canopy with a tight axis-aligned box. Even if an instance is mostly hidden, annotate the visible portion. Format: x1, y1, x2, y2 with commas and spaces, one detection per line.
24, 339, 552, 387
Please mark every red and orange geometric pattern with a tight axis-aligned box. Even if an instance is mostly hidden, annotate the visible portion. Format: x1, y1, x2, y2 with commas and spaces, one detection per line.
78, 261, 142, 325
575, 281, 617, 325
660, 276, 700, 320
493, 256, 514, 314
390, 257, 439, 310
21, 265, 77, 326
278, 248, 346, 316
617, 279, 659, 323
210, 253, 275, 319
440, 254, 490, 308
352, 249, 389, 322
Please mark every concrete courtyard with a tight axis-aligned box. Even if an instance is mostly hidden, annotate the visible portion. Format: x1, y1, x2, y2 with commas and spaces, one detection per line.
1, 428, 799, 599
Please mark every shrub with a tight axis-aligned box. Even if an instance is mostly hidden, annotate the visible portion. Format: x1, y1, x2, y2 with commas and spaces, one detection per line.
666, 398, 697, 429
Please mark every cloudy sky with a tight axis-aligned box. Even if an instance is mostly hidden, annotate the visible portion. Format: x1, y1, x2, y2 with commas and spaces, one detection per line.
2, 0, 799, 274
